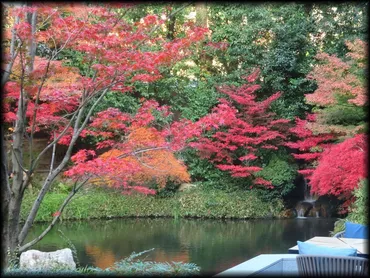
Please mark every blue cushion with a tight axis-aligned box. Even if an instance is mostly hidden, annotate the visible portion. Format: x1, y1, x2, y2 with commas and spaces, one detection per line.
297, 241, 357, 257
345, 222, 368, 239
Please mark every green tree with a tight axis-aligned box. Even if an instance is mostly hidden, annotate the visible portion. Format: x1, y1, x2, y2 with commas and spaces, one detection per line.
311, 2, 368, 58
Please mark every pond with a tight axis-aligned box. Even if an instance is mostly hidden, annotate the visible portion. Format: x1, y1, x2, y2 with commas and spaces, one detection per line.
26, 217, 336, 275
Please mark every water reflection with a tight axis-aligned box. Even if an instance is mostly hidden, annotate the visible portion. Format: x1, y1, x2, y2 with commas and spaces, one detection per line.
85, 245, 116, 269
26, 217, 336, 275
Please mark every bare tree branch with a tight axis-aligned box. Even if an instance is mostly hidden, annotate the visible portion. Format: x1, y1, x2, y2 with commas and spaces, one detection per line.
29, 56, 53, 166
18, 79, 115, 244
77, 86, 113, 135
19, 178, 89, 252
27, 10, 90, 156
29, 76, 114, 173
1, 15, 20, 88
26, 11, 37, 73
1, 126, 12, 196
10, 148, 28, 175
117, 146, 169, 159
134, 153, 171, 173
1, 68, 22, 79
30, 112, 77, 173
49, 131, 57, 174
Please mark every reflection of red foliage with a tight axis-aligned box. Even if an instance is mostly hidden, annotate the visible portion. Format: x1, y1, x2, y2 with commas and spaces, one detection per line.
85, 245, 116, 270
152, 250, 189, 264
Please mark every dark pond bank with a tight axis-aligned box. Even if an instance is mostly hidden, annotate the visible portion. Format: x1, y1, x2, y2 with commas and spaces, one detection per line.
26, 217, 336, 275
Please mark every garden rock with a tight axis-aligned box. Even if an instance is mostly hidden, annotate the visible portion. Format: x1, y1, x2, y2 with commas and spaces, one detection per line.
19, 248, 76, 271
281, 209, 297, 219
178, 183, 197, 192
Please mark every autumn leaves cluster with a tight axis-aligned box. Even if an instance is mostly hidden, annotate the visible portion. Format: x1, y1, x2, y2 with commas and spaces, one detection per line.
2, 4, 367, 206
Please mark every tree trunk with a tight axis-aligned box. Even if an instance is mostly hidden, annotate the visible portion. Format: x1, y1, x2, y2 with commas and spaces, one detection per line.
6, 90, 28, 262
7, 194, 24, 253
195, 2, 208, 29
1, 125, 11, 269
166, 5, 176, 40
3, 8, 37, 268
304, 3, 313, 16
195, 2, 214, 74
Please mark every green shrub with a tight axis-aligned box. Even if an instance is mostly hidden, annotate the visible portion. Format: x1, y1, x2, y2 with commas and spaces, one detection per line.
320, 95, 366, 126
177, 188, 284, 219
21, 186, 285, 223
347, 179, 368, 225
330, 179, 368, 235
255, 151, 298, 199
151, 178, 181, 198
180, 148, 243, 192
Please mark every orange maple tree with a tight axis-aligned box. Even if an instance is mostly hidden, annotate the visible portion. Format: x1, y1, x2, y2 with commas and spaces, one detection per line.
92, 127, 191, 193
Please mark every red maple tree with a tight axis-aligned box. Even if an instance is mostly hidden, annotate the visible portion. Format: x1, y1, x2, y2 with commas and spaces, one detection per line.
286, 39, 367, 213
191, 69, 291, 188
2, 2, 208, 257
304, 39, 367, 138
284, 113, 336, 177
306, 39, 367, 107
3, 3, 208, 144
64, 100, 198, 194
285, 108, 365, 215
308, 134, 367, 212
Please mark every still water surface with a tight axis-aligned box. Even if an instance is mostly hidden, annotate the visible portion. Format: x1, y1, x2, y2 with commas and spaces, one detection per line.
27, 217, 336, 275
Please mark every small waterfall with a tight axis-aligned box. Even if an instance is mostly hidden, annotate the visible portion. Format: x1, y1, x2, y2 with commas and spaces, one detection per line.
303, 179, 318, 203
296, 179, 320, 219
298, 208, 305, 218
